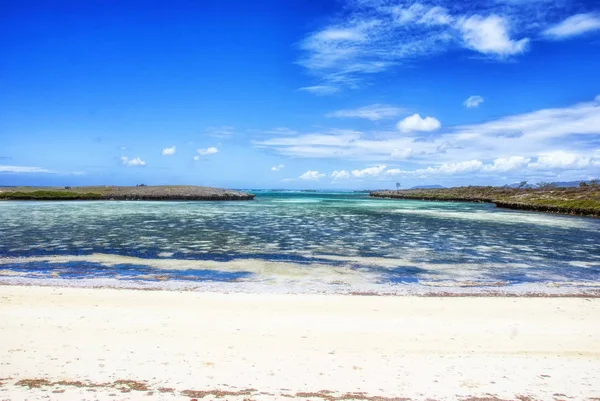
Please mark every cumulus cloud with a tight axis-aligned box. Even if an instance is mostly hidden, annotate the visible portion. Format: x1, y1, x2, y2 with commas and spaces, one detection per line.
528, 151, 597, 170
464, 95, 484, 108
197, 147, 219, 156
397, 114, 441, 133
386, 160, 483, 177
352, 165, 387, 178
331, 170, 351, 180
0, 165, 54, 173
121, 156, 146, 167
161, 146, 176, 156
483, 156, 531, 172
322, 152, 598, 180
298, 85, 339, 95
299, 170, 326, 180
543, 13, 600, 39
458, 15, 529, 56
271, 164, 285, 171
326, 104, 405, 121
254, 96, 600, 182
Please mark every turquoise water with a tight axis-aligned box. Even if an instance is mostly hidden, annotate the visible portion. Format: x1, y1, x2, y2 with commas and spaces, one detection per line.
0, 192, 599, 293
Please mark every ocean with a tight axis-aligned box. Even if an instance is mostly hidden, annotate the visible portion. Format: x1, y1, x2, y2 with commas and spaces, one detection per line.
1, 191, 599, 294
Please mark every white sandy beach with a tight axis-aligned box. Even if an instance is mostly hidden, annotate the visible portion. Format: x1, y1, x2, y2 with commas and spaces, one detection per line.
1, 286, 599, 401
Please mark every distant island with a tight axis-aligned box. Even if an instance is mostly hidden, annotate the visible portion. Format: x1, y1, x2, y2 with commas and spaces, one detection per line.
370, 185, 600, 217
0, 185, 255, 201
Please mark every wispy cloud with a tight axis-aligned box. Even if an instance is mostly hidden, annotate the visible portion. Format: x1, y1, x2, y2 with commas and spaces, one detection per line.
298, 85, 340, 96
297, 0, 596, 91
271, 164, 285, 171
0, 165, 54, 173
297, 1, 541, 90
255, 95, 600, 179
464, 95, 484, 108
161, 146, 176, 156
543, 13, 600, 39
206, 126, 235, 138
299, 170, 326, 180
326, 104, 405, 120
121, 156, 146, 167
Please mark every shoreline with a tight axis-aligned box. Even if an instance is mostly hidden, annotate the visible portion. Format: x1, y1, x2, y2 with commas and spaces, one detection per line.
0, 185, 256, 201
370, 186, 600, 217
2, 285, 599, 401
2, 277, 600, 297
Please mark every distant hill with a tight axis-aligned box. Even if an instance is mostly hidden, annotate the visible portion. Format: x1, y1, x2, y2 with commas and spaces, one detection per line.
410, 185, 446, 189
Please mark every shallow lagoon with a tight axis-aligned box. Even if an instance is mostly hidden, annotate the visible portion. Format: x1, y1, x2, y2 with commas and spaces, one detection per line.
1, 191, 599, 293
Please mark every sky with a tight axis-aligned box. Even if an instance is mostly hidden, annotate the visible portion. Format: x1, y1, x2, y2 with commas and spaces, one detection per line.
1, 0, 600, 190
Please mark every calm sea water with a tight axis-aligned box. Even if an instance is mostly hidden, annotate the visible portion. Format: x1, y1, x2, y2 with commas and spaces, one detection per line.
1, 191, 599, 293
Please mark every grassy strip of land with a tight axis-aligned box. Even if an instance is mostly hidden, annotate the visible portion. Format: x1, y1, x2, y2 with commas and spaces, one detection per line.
0, 185, 255, 201
0, 191, 103, 200
370, 186, 600, 217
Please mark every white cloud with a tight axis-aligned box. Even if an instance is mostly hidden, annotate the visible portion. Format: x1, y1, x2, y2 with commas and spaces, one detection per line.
121, 156, 146, 167
464, 95, 484, 108
298, 85, 339, 96
528, 151, 596, 170
296, 1, 561, 89
254, 96, 600, 181
543, 13, 600, 39
458, 15, 529, 56
197, 147, 219, 156
387, 160, 483, 176
419, 6, 453, 26
326, 104, 405, 120
161, 146, 176, 156
483, 156, 531, 172
271, 164, 285, 171
263, 127, 299, 136
331, 170, 351, 180
397, 114, 441, 133
391, 148, 414, 159
352, 165, 387, 178
0, 165, 53, 173
299, 170, 326, 180
206, 126, 235, 138
193, 156, 200, 161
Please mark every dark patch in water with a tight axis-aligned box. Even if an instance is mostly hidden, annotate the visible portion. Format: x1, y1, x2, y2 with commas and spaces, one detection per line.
0, 261, 252, 282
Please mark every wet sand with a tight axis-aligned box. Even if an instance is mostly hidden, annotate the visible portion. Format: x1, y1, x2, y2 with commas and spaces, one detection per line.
1, 286, 599, 400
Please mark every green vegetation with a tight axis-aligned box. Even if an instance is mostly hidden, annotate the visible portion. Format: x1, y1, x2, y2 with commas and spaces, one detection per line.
0, 185, 255, 201
0, 190, 102, 200
370, 185, 600, 217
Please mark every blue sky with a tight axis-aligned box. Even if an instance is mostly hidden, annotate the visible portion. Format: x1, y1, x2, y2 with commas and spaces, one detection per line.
1, 0, 600, 189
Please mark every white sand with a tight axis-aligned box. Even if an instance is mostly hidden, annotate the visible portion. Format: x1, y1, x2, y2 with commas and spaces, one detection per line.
1, 286, 599, 401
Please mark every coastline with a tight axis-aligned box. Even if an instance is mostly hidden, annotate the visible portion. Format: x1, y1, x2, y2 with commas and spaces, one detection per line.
2, 285, 599, 401
2, 277, 600, 297
370, 186, 600, 217
0, 185, 255, 201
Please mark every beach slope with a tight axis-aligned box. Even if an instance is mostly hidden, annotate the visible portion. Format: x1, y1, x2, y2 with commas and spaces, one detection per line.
1, 286, 599, 400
